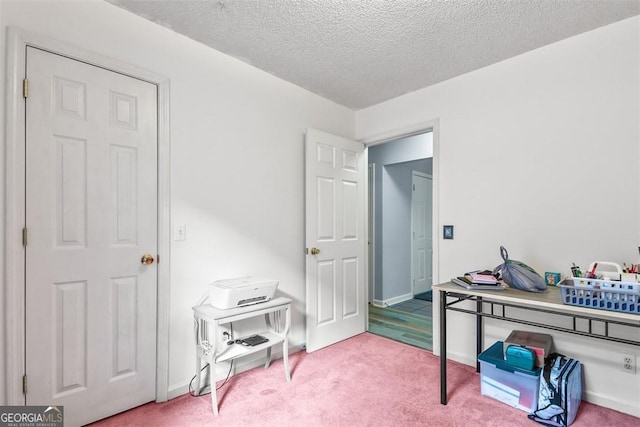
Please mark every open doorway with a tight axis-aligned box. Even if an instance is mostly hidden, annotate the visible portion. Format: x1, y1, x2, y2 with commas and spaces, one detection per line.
367, 131, 434, 350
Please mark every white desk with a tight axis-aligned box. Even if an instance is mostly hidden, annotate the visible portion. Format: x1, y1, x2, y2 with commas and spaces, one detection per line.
433, 282, 640, 405
192, 297, 292, 415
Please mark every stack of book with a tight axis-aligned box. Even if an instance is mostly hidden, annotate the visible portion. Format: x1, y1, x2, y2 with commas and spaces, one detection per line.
451, 270, 505, 290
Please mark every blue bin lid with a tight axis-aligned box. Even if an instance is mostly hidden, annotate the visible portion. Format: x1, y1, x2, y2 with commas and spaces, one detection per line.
478, 341, 541, 376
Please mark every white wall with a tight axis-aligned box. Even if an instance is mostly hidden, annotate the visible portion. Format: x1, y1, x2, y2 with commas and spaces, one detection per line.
356, 16, 640, 416
0, 0, 354, 400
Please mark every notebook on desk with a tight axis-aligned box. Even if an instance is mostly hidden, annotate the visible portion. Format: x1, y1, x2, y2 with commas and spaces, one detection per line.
464, 270, 499, 284
451, 277, 506, 290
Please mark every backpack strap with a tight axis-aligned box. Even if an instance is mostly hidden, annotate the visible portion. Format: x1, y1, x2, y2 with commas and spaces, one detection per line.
527, 412, 563, 427
543, 353, 563, 390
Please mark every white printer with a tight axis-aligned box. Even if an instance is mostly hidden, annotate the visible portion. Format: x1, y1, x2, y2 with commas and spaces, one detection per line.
208, 277, 278, 309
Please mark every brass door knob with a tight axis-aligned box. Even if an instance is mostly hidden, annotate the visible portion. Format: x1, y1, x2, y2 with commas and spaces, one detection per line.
310, 247, 320, 255
141, 254, 155, 265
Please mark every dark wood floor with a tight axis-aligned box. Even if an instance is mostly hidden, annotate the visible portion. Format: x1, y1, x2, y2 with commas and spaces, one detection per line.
368, 299, 432, 350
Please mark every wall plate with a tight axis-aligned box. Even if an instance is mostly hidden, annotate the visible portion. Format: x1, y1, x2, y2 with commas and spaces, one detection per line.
174, 224, 186, 241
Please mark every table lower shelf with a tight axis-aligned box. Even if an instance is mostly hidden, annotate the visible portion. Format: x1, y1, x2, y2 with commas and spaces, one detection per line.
213, 330, 285, 363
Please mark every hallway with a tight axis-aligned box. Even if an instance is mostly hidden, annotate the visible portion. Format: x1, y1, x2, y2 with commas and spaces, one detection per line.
368, 298, 432, 350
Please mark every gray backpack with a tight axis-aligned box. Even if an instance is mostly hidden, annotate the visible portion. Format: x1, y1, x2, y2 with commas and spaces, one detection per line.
528, 353, 583, 426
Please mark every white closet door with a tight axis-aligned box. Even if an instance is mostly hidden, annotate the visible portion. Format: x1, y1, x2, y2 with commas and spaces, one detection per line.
25, 47, 158, 426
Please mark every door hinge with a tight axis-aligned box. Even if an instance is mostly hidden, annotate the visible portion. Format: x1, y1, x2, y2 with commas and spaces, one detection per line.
23, 78, 28, 99
22, 374, 27, 395
22, 227, 28, 247
413, 184, 415, 191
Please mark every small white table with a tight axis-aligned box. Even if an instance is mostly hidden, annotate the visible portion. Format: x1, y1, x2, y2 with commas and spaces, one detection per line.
192, 297, 292, 415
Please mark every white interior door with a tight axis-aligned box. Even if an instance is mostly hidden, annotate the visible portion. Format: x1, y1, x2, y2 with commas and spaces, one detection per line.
412, 172, 433, 294
305, 128, 366, 352
25, 47, 158, 426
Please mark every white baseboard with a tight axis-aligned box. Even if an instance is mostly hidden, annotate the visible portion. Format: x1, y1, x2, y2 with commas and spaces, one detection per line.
372, 292, 414, 308
583, 389, 639, 418
166, 344, 305, 400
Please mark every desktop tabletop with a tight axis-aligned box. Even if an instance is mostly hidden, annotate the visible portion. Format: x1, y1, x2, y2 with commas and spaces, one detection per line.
434, 282, 640, 324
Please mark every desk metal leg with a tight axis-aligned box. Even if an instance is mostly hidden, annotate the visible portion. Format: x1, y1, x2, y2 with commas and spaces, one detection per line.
194, 353, 201, 395
211, 368, 219, 416
283, 305, 291, 382
265, 347, 272, 369
439, 290, 447, 405
476, 296, 483, 372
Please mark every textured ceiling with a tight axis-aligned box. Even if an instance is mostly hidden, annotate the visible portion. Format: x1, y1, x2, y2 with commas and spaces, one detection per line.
107, 0, 640, 110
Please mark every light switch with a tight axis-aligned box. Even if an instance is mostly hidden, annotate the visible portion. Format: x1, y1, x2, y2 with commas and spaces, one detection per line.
443, 225, 454, 240
174, 224, 186, 241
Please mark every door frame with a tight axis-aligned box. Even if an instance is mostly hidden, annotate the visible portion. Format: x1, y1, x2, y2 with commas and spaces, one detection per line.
410, 171, 432, 295
3, 27, 171, 404
362, 119, 440, 351
367, 163, 376, 305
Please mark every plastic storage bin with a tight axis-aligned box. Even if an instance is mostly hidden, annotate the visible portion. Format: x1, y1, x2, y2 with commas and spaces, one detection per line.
559, 278, 640, 314
478, 341, 541, 412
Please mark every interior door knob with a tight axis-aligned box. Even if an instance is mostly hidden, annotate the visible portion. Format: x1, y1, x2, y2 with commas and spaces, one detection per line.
141, 254, 155, 265
310, 247, 320, 255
